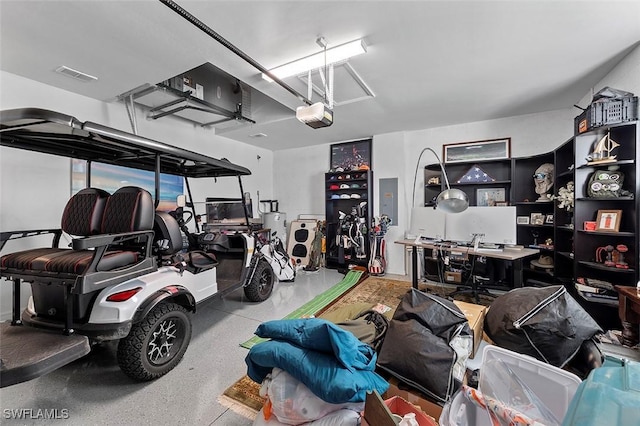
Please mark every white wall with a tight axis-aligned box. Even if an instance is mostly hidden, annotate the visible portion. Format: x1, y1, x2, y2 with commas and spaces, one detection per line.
0, 71, 274, 318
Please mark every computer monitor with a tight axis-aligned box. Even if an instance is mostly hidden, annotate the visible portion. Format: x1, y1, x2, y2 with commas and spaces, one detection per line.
206, 199, 252, 224
410, 207, 446, 240
445, 206, 517, 245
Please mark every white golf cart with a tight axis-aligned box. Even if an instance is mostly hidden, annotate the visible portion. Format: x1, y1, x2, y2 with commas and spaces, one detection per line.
0, 108, 275, 386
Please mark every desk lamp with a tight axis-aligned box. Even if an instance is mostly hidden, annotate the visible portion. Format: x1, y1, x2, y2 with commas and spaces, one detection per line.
413, 147, 469, 213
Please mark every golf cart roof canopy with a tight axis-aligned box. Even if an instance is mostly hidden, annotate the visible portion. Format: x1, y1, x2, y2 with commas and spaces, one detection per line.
0, 108, 251, 178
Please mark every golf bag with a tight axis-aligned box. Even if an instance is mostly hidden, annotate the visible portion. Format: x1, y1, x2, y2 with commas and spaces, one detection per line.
369, 215, 391, 275
261, 234, 296, 281
348, 202, 369, 260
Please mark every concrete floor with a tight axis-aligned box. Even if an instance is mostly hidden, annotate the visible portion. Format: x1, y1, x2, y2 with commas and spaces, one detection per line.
0, 267, 371, 426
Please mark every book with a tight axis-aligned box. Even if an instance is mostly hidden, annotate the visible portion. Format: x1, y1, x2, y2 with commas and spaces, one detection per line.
575, 283, 601, 293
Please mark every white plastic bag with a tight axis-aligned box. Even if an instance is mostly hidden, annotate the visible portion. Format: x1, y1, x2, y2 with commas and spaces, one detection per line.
260, 368, 363, 425
253, 407, 360, 426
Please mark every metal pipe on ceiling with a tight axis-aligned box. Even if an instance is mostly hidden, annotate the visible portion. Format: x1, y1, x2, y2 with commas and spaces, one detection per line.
158, 0, 313, 106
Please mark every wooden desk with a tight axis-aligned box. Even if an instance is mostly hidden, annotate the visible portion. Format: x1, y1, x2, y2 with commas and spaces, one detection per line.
615, 285, 640, 346
395, 239, 539, 290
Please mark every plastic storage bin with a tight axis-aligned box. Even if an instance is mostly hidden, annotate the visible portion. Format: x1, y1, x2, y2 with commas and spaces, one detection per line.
441, 345, 582, 426
562, 356, 640, 426
479, 345, 583, 423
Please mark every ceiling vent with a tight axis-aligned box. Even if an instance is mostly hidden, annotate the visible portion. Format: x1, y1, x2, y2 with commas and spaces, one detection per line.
55, 66, 98, 83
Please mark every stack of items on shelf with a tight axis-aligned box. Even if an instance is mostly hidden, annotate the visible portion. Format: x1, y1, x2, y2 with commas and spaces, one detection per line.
575, 86, 638, 134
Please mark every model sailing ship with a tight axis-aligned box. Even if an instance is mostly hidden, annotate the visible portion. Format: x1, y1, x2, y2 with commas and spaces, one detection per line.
586, 132, 619, 165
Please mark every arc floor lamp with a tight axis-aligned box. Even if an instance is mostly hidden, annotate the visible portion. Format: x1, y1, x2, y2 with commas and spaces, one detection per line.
412, 147, 469, 213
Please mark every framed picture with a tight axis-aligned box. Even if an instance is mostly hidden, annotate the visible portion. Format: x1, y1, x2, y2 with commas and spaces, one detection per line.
443, 137, 511, 163
545, 214, 554, 224
517, 216, 530, 225
476, 188, 506, 206
530, 213, 545, 225
583, 221, 597, 231
330, 138, 372, 170
596, 209, 622, 232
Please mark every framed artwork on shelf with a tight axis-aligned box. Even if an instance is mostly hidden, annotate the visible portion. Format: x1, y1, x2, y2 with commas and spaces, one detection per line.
330, 139, 371, 171
517, 216, 530, 225
545, 214, 554, 224
443, 137, 511, 163
530, 213, 545, 225
476, 188, 506, 206
596, 209, 622, 232
495, 201, 509, 207
583, 221, 597, 231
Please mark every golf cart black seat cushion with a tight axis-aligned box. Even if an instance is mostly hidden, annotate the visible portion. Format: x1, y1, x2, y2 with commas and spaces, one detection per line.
44, 250, 139, 274
1, 188, 110, 270
101, 186, 154, 233
2, 187, 153, 275
62, 187, 111, 235
41, 186, 154, 274
154, 211, 184, 255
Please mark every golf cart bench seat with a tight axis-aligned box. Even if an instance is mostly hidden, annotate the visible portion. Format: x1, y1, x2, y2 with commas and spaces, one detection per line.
154, 211, 218, 273
1, 186, 156, 290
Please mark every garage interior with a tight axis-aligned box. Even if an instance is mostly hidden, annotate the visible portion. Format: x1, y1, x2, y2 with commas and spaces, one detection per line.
1, 1, 639, 425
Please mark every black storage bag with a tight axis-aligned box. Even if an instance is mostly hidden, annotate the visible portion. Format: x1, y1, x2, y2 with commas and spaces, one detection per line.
484, 285, 602, 368
336, 310, 389, 352
377, 288, 472, 404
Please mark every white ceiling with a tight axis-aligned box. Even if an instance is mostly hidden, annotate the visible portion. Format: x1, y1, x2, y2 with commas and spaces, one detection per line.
1, 0, 639, 151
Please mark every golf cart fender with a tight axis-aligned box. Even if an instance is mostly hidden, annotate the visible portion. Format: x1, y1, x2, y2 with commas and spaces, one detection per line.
87, 267, 214, 325
133, 285, 196, 323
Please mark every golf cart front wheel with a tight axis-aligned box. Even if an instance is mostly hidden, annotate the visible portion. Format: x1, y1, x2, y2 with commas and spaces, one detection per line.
117, 302, 192, 381
244, 259, 274, 302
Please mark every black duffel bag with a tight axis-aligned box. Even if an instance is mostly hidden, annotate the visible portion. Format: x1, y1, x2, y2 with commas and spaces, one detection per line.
484, 285, 602, 368
377, 289, 472, 403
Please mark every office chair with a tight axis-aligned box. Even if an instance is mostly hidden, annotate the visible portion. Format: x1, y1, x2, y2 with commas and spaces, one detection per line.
448, 274, 497, 304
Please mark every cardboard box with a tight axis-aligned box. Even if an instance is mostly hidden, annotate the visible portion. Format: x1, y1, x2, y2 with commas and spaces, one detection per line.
444, 271, 462, 283
362, 391, 437, 426
383, 377, 443, 422
453, 300, 488, 359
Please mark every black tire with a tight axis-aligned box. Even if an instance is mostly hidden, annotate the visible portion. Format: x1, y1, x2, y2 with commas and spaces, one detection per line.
117, 302, 192, 381
244, 259, 274, 302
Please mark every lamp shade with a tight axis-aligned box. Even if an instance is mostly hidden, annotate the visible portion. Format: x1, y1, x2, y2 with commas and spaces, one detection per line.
436, 188, 469, 213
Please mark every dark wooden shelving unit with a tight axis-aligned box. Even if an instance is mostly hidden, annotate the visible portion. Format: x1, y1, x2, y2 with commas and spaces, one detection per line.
424, 158, 512, 207
324, 170, 373, 270
569, 121, 639, 330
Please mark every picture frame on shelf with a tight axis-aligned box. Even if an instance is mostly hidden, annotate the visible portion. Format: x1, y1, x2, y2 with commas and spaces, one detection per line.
495, 201, 509, 207
583, 221, 597, 231
443, 137, 511, 163
476, 187, 506, 206
545, 214, 554, 224
595, 209, 622, 232
530, 213, 545, 225
517, 216, 530, 225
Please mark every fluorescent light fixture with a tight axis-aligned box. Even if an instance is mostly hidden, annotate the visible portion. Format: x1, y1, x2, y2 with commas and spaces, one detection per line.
262, 39, 366, 82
